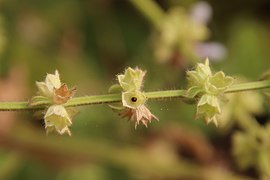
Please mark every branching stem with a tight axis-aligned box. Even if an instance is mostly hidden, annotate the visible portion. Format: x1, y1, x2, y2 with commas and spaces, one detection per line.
129, 0, 164, 28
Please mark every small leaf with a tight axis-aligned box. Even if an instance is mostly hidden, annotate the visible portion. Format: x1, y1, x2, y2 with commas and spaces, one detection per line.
108, 84, 124, 110
108, 84, 123, 93
29, 96, 51, 106
186, 86, 204, 98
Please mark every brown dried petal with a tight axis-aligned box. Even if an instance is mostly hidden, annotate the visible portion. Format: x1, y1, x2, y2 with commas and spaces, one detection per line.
53, 84, 77, 104
119, 105, 158, 129
119, 108, 133, 121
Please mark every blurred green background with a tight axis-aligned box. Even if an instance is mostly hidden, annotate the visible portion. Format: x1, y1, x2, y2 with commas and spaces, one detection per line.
0, 0, 270, 179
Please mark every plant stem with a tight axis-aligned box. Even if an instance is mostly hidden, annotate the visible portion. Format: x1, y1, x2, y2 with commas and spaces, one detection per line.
129, 0, 165, 28
0, 80, 269, 111
0, 102, 40, 111
225, 80, 270, 93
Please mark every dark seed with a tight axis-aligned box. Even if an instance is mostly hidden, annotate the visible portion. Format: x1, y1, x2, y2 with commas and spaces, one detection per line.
131, 97, 137, 102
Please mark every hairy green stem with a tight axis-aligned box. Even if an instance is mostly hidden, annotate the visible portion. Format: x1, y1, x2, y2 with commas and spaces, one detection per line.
0, 80, 269, 111
225, 80, 270, 93
129, 0, 165, 28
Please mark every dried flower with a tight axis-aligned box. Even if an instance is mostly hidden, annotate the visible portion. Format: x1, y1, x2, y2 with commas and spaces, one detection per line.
34, 70, 76, 104
53, 84, 77, 104
31, 70, 78, 135
44, 105, 73, 136
119, 105, 158, 129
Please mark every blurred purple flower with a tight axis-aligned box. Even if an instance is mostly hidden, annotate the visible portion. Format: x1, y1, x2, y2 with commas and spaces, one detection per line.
190, 1, 227, 61
190, 1, 212, 25
153, 1, 226, 67
195, 42, 227, 61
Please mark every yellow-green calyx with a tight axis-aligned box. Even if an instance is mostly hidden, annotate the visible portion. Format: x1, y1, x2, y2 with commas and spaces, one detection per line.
30, 70, 77, 136
196, 94, 221, 126
111, 67, 158, 128
118, 67, 146, 91
186, 59, 234, 126
36, 70, 61, 99
122, 90, 146, 109
44, 105, 72, 136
